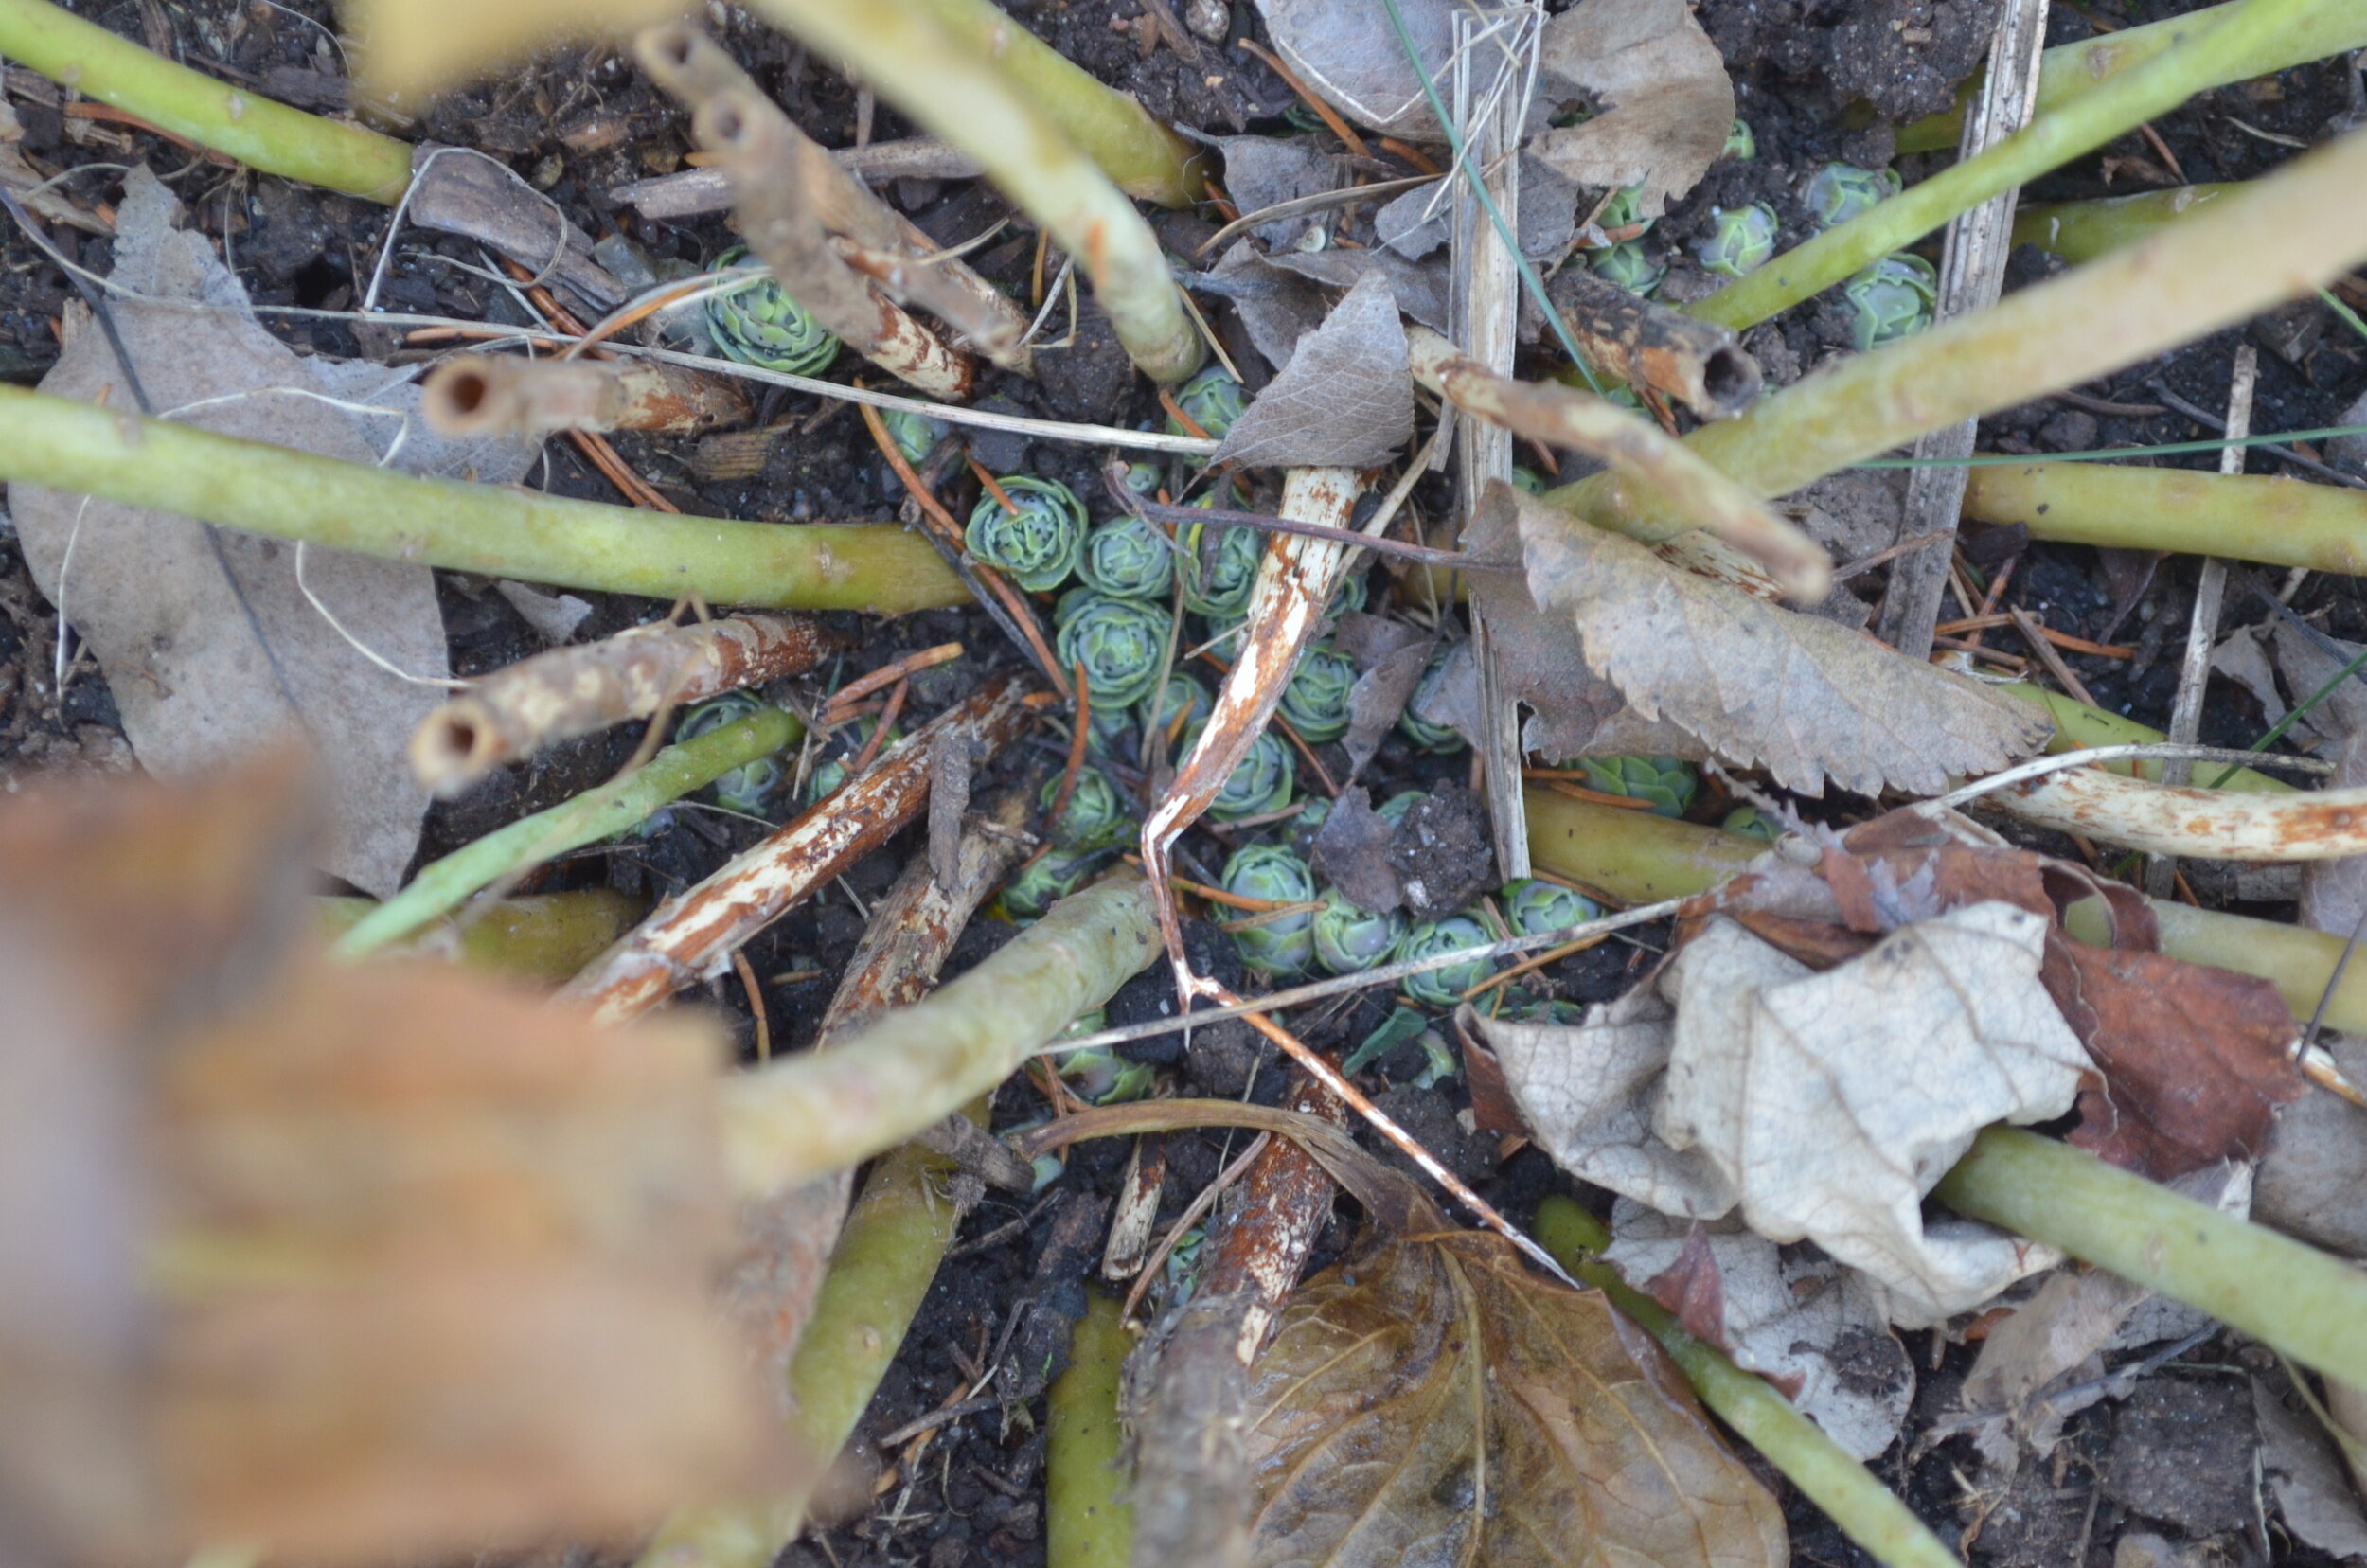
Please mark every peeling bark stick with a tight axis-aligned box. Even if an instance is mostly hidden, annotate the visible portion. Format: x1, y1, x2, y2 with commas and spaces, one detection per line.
1142, 469, 1361, 997
1127, 1077, 1344, 1568
1875, 0, 2052, 658
409, 614, 839, 796
1543, 269, 1764, 423
420, 353, 750, 437
1994, 766, 2367, 861
557, 676, 1033, 1026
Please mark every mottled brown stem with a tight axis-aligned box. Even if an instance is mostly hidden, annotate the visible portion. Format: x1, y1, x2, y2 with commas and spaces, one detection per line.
694, 90, 973, 400
1545, 268, 1763, 421
557, 676, 1033, 1025
1127, 1077, 1342, 1568
636, 23, 1027, 373
1405, 330, 1828, 601
420, 353, 750, 437
409, 614, 838, 797
1993, 768, 2367, 860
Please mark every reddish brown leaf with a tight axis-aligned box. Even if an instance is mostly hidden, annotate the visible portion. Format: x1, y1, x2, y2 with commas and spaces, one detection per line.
1454, 1016, 1533, 1138
1643, 1222, 1733, 1350
2043, 936, 2305, 1181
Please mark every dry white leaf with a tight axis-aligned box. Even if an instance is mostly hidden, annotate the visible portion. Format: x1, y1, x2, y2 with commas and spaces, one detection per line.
2255, 1374, 2367, 1562
1529, 0, 1734, 219
1505, 487, 2050, 795
1482, 903, 2088, 1325
1211, 271, 1413, 470
1606, 1205, 1914, 1462
1248, 0, 1467, 140
8, 172, 531, 896
1214, 134, 1343, 249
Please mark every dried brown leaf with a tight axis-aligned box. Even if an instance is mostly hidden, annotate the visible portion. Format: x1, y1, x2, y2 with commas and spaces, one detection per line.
1242, 1228, 1788, 1568
2257, 1039, 2367, 1258
1529, 0, 1735, 219
2045, 939, 2302, 1182
1247, 0, 1461, 140
1216, 134, 1344, 248
1212, 271, 1414, 470
1504, 488, 2050, 794
1310, 786, 1403, 913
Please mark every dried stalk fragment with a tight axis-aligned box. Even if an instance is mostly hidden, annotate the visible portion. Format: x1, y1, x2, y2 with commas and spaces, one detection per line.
1543, 125, 2367, 549
557, 676, 1033, 1025
1994, 766, 2367, 861
636, 23, 1029, 373
1143, 468, 1361, 993
718, 871, 1161, 1195
409, 614, 837, 796
1544, 266, 1763, 421
1406, 328, 1828, 601
692, 89, 972, 399
421, 353, 750, 437
1128, 1078, 1342, 1568
751, 0, 1203, 383
1965, 462, 2367, 571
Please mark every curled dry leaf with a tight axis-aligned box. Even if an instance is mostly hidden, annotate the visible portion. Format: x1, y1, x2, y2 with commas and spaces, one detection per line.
1242, 1227, 1789, 1568
1481, 901, 2090, 1325
1212, 271, 1415, 470
1501, 487, 2050, 794
1606, 1205, 1915, 1462
1529, 0, 1735, 219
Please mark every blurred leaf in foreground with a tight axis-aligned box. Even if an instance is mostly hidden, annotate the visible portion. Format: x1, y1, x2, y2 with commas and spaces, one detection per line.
1242, 1226, 1788, 1568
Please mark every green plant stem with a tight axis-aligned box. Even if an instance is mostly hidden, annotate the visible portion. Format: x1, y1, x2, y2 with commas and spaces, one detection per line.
1048, 1292, 1134, 1568
1527, 793, 2367, 1033
718, 873, 1161, 1195
329, 708, 802, 960
1935, 1127, 2367, 1387
1533, 1197, 1963, 1568
314, 888, 641, 980
2011, 184, 2237, 263
748, 0, 1201, 383
1543, 127, 2367, 545
1965, 461, 2367, 576
639, 1104, 988, 1566
1998, 685, 2290, 793
902, 0, 1202, 206
0, 385, 966, 612
0, 0, 412, 202
1898, 1, 2367, 154
1687, 0, 2332, 333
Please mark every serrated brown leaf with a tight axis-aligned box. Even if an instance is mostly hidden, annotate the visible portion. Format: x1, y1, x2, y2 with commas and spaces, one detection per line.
1213, 271, 1414, 470
1503, 488, 2050, 794
1243, 1228, 1787, 1568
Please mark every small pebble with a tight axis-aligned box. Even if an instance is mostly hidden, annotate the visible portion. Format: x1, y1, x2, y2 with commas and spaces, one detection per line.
2037, 410, 2098, 452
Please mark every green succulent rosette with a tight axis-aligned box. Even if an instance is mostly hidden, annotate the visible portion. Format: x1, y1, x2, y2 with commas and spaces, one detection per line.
1222, 842, 1316, 976
1698, 203, 1779, 278
1056, 594, 1171, 711
1202, 727, 1295, 821
1805, 162, 1902, 229
966, 474, 1087, 592
1041, 763, 1133, 851
1180, 518, 1265, 620
1500, 878, 1602, 937
1327, 568, 1369, 618
1059, 1043, 1156, 1104
1397, 647, 1468, 754
1510, 467, 1548, 495
1577, 755, 1699, 817
1000, 848, 1095, 923
1590, 239, 1666, 294
676, 690, 787, 816
1312, 885, 1407, 975
1169, 365, 1246, 437
1843, 252, 1938, 350
881, 404, 949, 466
1593, 183, 1652, 240
704, 247, 839, 375
1723, 118, 1755, 161
1722, 804, 1783, 841
1398, 913, 1495, 1007
1279, 643, 1356, 744
1077, 513, 1177, 599
1376, 789, 1424, 828
1138, 670, 1213, 743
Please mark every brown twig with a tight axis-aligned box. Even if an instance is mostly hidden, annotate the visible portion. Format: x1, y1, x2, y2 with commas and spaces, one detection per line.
732, 949, 772, 1062
1236, 37, 1369, 158
1046, 659, 1092, 838
409, 613, 838, 796
848, 679, 909, 773
557, 676, 1034, 1025
421, 352, 749, 437
820, 641, 965, 720
2008, 606, 2101, 705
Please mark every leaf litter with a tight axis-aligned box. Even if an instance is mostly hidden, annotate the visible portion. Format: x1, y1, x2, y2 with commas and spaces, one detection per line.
9, 169, 537, 896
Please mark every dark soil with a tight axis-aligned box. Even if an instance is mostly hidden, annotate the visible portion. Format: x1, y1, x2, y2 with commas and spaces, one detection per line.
3, 2, 2365, 1566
